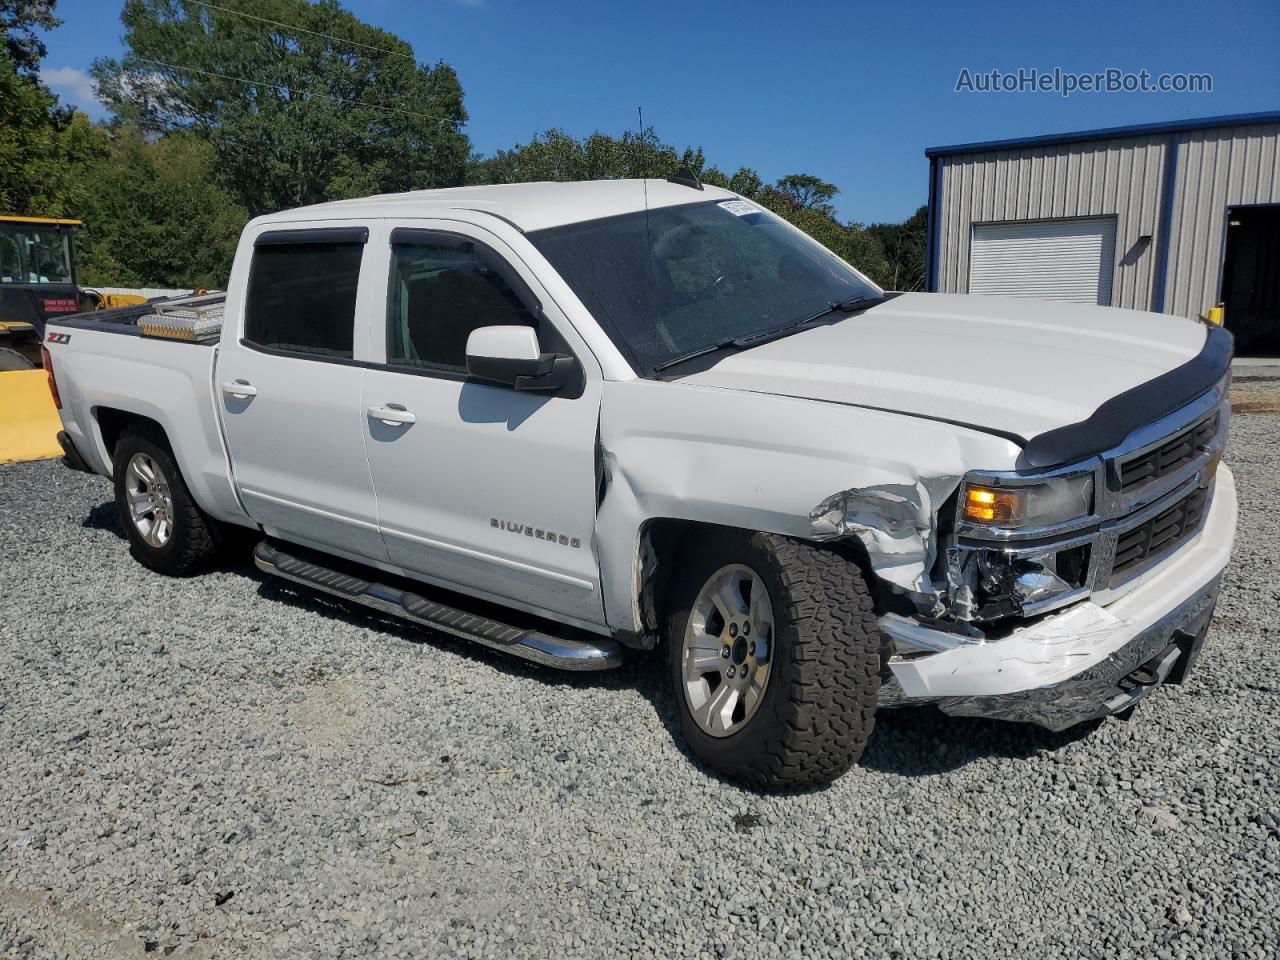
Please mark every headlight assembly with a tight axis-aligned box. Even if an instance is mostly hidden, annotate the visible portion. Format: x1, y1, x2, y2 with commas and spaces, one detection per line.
960, 473, 1094, 531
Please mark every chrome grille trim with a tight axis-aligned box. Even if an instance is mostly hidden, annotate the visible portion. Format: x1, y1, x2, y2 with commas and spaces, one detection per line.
949, 380, 1229, 613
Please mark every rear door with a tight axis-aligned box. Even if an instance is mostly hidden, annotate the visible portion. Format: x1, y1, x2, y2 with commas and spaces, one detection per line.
359, 219, 606, 626
216, 223, 386, 560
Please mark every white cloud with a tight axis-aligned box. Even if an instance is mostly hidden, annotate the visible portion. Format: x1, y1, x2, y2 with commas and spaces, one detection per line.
40, 65, 100, 108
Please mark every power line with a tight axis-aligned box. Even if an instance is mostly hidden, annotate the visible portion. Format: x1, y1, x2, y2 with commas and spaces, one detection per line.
186, 0, 644, 120
187, 0, 415, 61
133, 56, 464, 126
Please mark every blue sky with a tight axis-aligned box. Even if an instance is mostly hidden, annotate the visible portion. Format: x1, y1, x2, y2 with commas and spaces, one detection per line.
37, 0, 1280, 224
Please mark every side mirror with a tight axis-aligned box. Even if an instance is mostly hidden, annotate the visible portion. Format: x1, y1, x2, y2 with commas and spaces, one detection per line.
465, 325, 576, 392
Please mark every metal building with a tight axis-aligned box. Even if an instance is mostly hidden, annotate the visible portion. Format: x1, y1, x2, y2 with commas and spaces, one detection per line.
925, 110, 1280, 354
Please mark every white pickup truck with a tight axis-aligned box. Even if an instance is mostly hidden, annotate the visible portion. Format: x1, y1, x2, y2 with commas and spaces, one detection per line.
43, 178, 1237, 788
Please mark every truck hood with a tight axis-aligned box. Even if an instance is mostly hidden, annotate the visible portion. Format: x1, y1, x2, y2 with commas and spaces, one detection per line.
681, 292, 1210, 441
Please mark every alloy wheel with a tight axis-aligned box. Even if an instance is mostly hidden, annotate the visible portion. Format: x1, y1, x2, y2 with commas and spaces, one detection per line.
681, 563, 775, 737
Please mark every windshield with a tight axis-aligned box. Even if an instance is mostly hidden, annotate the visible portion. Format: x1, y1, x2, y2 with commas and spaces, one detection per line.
0, 224, 74, 285
528, 199, 880, 374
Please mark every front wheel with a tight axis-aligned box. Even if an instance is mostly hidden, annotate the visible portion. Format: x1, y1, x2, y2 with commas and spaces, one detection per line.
667, 530, 882, 790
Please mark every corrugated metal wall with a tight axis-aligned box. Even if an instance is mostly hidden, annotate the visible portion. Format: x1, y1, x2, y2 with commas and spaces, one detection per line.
1164, 121, 1280, 318
934, 121, 1280, 320
935, 135, 1168, 309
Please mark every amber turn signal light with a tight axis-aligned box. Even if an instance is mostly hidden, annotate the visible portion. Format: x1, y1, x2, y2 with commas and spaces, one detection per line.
963, 485, 1025, 524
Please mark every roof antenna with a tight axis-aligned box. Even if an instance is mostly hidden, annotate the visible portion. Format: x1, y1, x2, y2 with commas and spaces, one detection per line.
667, 165, 703, 191
638, 105, 651, 218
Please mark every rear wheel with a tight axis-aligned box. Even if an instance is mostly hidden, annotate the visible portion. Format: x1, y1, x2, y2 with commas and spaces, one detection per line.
666, 529, 881, 789
113, 425, 226, 575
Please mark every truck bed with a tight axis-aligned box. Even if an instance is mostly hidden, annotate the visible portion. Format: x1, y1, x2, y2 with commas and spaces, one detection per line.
50, 294, 225, 343
45, 296, 250, 527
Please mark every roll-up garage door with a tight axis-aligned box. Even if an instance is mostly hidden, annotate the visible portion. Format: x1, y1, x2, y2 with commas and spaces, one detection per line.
969, 217, 1117, 305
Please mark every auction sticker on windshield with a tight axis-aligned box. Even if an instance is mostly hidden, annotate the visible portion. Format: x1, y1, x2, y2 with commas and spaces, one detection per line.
719, 199, 763, 217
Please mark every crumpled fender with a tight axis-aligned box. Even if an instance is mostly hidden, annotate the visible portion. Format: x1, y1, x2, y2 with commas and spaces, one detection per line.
595, 379, 1022, 633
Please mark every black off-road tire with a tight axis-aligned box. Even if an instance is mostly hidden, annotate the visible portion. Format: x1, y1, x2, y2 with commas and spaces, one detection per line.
666, 529, 881, 790
113, 424, 226, 576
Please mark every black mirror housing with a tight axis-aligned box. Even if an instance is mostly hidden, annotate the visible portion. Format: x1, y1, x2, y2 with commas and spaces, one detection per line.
467, 352, 552, 387
467, 352, 579, 393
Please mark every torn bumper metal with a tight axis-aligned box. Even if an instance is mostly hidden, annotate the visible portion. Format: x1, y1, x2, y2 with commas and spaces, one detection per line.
931, 574, 1219, 730
881, 464, 1237, 730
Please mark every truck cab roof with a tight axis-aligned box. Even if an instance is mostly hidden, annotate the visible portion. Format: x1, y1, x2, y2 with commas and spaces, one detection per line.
251, 179, 739, 234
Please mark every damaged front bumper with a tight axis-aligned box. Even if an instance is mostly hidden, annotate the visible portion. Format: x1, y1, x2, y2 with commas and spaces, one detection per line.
879, 464, 1237, 730
928, 574, 1219, 730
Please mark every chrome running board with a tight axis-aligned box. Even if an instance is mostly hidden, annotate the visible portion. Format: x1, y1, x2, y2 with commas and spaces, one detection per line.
253, 540, 622, 671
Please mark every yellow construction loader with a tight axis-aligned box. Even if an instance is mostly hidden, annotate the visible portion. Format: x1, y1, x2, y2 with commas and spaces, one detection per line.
0, 215, 150, 370
0, 215, 153, 462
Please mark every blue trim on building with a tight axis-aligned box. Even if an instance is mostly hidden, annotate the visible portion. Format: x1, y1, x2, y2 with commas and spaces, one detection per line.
925, 156, 939, 292
1152, 133, 1182, 312
925, 110, 1280, 159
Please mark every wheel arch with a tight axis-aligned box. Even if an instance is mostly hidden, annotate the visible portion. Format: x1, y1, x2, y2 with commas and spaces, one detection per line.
90, 403, 252, 528
94, 406, 165, 464
627, 516, 886, 651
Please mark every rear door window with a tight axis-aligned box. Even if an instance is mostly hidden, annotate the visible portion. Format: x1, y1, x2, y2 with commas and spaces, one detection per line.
244, 233, 365, 358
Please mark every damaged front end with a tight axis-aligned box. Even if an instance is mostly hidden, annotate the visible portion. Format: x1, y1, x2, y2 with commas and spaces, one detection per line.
806, 467, 1095, 627
940, 465, 1098, 623
808, 390, 1230, 730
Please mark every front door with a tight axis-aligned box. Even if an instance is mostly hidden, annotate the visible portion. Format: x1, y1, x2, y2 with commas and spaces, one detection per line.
360, 222, 605, 626
216, 224, 385, 560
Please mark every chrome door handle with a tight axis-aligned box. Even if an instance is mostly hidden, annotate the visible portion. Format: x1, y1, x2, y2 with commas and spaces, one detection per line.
222, 379, 257, 399
368, 404, 416, 426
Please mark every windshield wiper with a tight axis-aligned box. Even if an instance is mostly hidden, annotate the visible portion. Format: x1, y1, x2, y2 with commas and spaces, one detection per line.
651, 334, 744, 374
729, 294, 887, 348
651, 293, 886, 376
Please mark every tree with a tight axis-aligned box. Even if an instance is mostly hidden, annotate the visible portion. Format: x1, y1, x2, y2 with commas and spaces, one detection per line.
1, 0, 58, 77
93, 0, 470, 215
728, 167, 762, 198
867, 205, 927, 291
468, 127, 693, 184
0, 46, 109, 218
0, 49, 61, 213
766, 173, 839, 216
73, 127, 247, 288
772, 173, 837, 212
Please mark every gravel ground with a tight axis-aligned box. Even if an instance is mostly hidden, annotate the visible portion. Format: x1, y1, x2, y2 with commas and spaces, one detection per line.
2, 383, 1278, 960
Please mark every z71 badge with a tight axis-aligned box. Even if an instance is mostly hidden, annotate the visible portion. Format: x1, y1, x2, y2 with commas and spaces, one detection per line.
46, 332, 71, 344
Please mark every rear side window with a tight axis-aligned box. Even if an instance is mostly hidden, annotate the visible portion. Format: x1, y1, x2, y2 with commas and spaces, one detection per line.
387, 238, 535, 375
244, 241, 364, 358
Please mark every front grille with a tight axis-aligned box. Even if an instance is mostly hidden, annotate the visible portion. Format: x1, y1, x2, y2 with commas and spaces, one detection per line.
1109, 486, 1210, 585
1118, 413, 1219, 494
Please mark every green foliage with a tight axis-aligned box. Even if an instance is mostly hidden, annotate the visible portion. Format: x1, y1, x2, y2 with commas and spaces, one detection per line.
765, 174, 840, 216
467, 127, 698, 185
0, 0, 59, 76
867, 205, 928, 291
74, 128, 247, 288
93, 0, 470, 215
0, 49, 108, 217
728, 167, 763, 198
